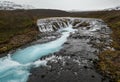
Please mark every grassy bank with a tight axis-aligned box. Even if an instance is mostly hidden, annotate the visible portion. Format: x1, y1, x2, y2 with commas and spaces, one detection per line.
0, 10, 38, 53
0, 9, 69, 54
71, 11, 120, 82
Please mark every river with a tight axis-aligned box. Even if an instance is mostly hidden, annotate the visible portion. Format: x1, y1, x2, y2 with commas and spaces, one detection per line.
0, 25, 76, 82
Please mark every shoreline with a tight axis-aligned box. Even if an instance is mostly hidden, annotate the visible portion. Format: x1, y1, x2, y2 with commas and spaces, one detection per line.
0, 31, 61, 58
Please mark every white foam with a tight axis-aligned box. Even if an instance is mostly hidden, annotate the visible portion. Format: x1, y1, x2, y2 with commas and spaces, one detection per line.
33, 59, 47, 67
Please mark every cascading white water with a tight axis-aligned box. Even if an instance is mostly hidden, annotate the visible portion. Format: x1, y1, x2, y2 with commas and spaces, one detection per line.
37, 17, 72, 32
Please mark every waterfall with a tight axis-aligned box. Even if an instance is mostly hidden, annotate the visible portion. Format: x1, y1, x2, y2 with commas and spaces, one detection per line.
37, 17, 93, 32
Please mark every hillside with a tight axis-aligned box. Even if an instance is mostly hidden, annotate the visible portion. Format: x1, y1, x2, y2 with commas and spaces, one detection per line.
0, 9, 70, 54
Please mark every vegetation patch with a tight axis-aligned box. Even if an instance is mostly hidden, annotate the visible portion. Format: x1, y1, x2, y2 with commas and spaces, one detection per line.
98, 50, 120, 81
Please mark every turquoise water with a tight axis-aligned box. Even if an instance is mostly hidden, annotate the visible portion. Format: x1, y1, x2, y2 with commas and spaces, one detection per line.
0, 26, 75, 82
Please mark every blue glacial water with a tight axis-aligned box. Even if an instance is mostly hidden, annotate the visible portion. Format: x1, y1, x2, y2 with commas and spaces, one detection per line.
0, 26, 75, 82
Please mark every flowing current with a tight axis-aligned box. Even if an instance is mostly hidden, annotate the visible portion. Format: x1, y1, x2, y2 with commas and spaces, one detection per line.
0, 24, 76, 82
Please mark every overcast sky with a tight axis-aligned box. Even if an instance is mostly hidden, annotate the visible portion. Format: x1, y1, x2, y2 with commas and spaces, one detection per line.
1, 0, 120, 10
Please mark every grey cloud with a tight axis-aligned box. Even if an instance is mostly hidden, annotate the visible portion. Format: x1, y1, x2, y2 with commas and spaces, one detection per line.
1, 0, 120, 10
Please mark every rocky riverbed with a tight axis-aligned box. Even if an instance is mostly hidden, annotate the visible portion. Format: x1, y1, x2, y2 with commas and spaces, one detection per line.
28, 18, 112, 82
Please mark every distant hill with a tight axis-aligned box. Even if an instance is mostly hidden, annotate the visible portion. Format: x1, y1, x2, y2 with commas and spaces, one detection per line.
0, 9, 70, 17
0, 1, 34, 10
104, 6, 120, 11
